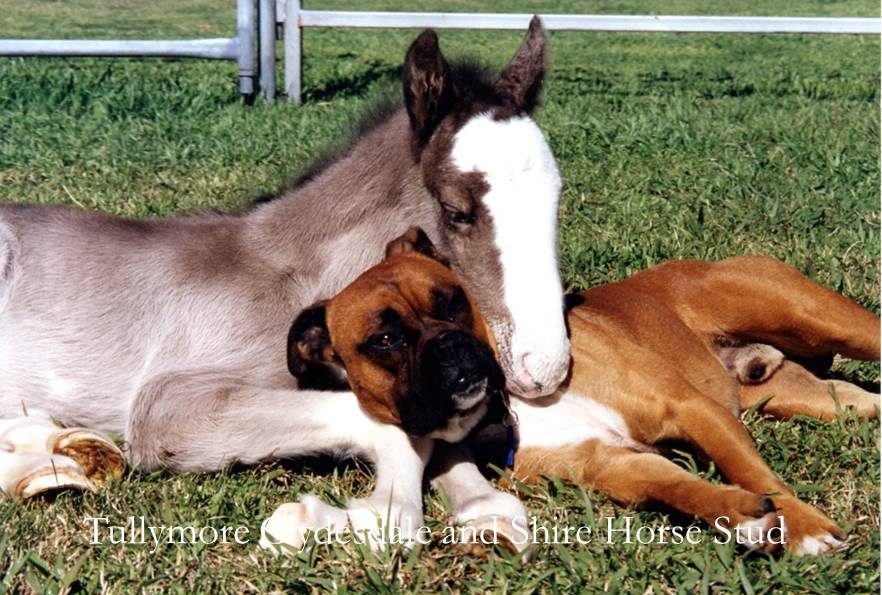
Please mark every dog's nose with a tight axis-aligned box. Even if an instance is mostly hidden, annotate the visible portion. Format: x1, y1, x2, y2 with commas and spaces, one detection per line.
423, 330, 490, 393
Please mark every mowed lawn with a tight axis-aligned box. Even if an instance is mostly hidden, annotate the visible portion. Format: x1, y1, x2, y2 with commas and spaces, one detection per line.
0, 0, 879, 592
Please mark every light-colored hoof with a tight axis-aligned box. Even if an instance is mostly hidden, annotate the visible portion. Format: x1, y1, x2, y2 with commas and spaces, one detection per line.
0, 417, 59, 454
259, 502, 310, 557
50, 429, 126, 485
0, 418, 125, 487
793, 532, 847, 556
2, 453, 95, 499
464, 516, 537, 563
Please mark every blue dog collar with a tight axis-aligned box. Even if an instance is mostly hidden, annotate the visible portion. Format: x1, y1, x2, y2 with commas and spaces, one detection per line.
502, 394, 519, 469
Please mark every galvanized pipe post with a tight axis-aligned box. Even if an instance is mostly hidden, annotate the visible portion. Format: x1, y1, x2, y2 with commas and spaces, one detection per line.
284, 0, 302, 103
258, 0, 276, 101
236, 0, 256, 97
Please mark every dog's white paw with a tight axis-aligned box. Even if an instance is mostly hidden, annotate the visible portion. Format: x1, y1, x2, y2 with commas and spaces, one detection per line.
345, 497, 422, 551
259, 494, 349, 556
460, 516, 537, 562
793, 532, 847, 556
259, 494, 418, 555
259, 502, 311, 556
454, 491, 527, 526
453, 492, 534, 560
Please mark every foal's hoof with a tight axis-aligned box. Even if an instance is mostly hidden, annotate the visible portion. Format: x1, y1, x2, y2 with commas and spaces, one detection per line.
463, 516, 537, 563
50, 429, 126, 485
2, 453, 95, 499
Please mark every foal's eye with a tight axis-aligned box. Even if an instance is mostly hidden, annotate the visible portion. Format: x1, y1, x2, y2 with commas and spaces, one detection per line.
441, 203, 475, 227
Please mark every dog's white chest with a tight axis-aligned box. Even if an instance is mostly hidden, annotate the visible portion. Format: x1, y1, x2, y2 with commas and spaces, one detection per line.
512, 390, 645, 451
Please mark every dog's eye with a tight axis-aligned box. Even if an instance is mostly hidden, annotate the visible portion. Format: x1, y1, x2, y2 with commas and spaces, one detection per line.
445, 286, 469, 322
441, 203, 475, 227
369, 332, 404, 350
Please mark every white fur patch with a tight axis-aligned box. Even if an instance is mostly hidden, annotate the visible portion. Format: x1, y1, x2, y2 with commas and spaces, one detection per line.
794, 532, 845, 556
429, 401, 488, 443
512, 389, 646, 452
450, 113, 569, 395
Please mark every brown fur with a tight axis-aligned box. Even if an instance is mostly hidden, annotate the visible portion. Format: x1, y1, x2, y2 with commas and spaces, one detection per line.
509, 256, 879, 554
288, 228, 497, 430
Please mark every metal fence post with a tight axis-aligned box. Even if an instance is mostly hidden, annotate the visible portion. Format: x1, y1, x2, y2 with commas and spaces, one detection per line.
259, 0, 276, 101
237, 0, 256, 97
284, 0, 302, 103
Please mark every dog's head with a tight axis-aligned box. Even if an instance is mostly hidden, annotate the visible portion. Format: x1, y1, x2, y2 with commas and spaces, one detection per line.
287, 227, 504, 441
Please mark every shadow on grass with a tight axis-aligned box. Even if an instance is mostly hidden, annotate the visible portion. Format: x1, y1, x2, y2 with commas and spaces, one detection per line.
304, 61, 401, 102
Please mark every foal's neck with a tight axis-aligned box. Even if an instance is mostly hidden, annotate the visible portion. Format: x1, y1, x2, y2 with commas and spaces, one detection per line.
245, 108, 440, 304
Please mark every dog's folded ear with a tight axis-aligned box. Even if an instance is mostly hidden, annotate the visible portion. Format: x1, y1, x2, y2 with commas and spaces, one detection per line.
287, 302, 348, 391
287, 301, 333, 375
385, 227, 450, 267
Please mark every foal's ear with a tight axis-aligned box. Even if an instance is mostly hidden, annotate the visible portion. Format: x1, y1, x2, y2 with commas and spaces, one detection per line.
385, 227, 450, 267
497, 16, 547, 113
287, 302, 338, 377
404, 29, 453, 151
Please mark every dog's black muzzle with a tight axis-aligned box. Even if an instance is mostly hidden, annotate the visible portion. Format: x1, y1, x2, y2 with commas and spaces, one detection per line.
397, 330, 504, 437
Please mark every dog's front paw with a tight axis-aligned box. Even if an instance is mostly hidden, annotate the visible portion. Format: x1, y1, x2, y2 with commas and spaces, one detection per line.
345, 497, 423, 551
452, 492, 535, 561
259, 502, 311, 556
259, 494, 348, 557
454, 491, 527, 526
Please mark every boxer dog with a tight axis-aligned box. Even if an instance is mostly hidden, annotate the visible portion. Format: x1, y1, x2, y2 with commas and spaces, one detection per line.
278, 228, 879, 556
285, 227, 506, 443
260, 228, 527, 554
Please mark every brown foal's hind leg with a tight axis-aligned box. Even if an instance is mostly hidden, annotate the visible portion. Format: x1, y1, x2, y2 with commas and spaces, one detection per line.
514, 440, 780, 550
739, 360, 879, 420
631, 256, 880, 362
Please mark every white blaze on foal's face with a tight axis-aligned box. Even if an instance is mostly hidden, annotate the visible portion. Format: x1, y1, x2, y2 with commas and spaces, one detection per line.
449, 113, 570, 398
403, 17, 569, 397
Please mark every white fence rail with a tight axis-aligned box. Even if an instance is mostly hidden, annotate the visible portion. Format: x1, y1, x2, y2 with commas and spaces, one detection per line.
280, 1, 879, 103
0, 0, 276, 100
0, 1, 878, 103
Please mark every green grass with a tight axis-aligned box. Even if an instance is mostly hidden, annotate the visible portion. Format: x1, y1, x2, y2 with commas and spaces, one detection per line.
1, 0, 879, 592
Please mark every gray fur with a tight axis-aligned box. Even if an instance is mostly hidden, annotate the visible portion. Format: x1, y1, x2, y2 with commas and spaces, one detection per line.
0, 110, 446, 469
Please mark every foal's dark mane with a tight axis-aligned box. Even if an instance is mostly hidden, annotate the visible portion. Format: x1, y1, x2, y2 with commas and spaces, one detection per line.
251, 60, 502, 206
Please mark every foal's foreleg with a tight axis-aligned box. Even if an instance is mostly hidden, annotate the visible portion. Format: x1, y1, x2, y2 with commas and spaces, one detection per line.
0, 416, 124, 498
128, 370, 433, 552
